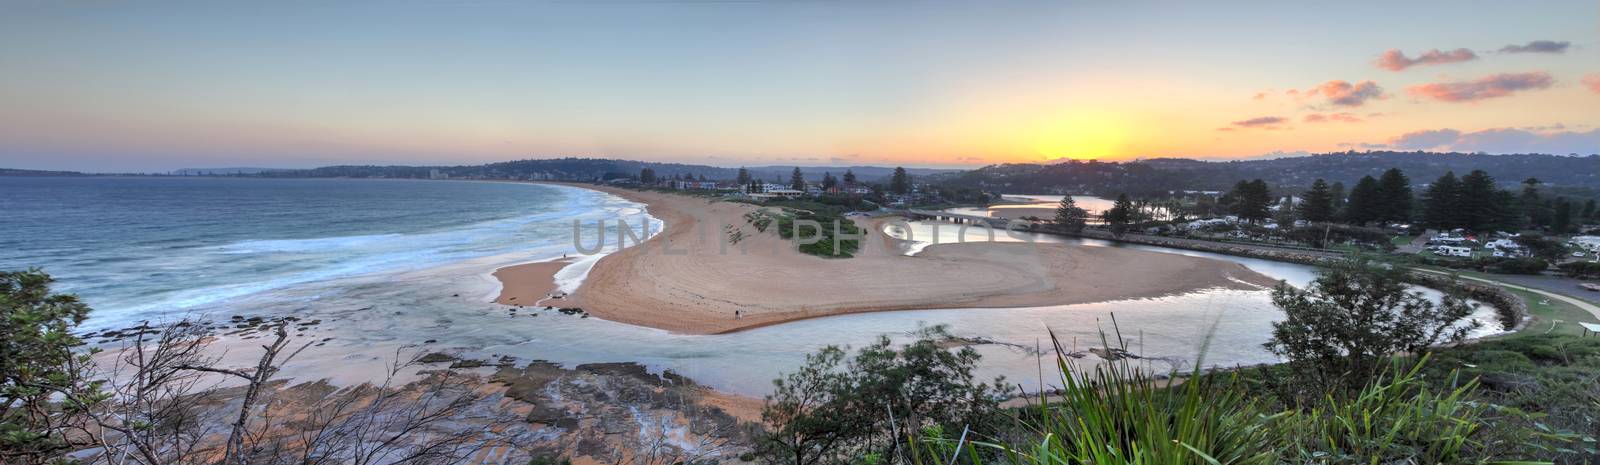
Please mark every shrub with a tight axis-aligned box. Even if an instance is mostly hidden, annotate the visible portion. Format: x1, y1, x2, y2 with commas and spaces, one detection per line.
1492, 257, 1550, 274
1558, 261, 1600, 279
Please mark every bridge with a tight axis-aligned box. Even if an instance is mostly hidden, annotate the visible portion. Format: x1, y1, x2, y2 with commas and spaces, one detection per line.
904, 209, 1013, 227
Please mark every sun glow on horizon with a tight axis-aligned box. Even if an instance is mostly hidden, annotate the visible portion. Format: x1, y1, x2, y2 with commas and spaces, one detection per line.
1030, 113, 1132, 161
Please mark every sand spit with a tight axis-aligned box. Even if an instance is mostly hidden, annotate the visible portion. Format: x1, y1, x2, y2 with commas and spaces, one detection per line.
511, 185, 1279, 334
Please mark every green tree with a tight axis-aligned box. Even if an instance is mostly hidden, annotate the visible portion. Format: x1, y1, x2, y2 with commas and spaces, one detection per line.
1298, 178, 1336, 223
1, 269, 98, 465
1421, 172, 1461, 229
820, 172, 837, 190
1375, 168, 1413, 223
1104, 193, 1137, 236
1514, 233, 1567, 261
889, 167, 910, 195
1329, 181, 1346, 219
638, 168, 656, 184
1343, 175, 1381, 225
842, 169, 856, 185
1520, 178, 1550, 229
790, 167, 806, 191
1227, 179, 1272, 223
736, 167, 752, 186
1457, 170, 1500, 232
1053, 196, 1088, 233
758, 325, 1008, 464
1582, 198, 1597, 221
1552, 198, 1573, 233
1264, 260, 1476, 392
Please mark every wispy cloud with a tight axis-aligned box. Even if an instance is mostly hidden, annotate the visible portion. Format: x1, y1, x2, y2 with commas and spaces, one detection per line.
1231, 116, 1287, 129
1499, 40, 1570, 54
1297, 80, 1386, 107
1375, 48, 1477, 71
1405, 72, 1554, 102
1377, 126, 1599, 154
1303, 112, 1363, 123
1387, 129, 1464, 149
1584, 74, 1600, 94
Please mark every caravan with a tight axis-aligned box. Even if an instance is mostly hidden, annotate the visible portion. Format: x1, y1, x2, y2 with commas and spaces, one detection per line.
1435, 246, 1472, 258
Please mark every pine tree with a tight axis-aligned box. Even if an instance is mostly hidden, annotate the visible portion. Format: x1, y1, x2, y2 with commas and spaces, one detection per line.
842, 169, 857, 185
736, 167, 751, 186
1520, 178, 1548, 229
1053, 196, 1088, 233
1344, 176, 1381, 225
790, 167, 805, 191
1457, 170, 1499, 232
1583, 199, 1597, 221
889, 167, 910, 195
1375, 168, 1412, 223
1104, 193, 1136, 236
1421, 172, 1460, 229
1329, 181, 1346, 219
1227, 179, 1272, 223
639, 168, 657, 184
1552, 198, 1573, 234
1298, 179, 1335, 223
821, 172, 838, 190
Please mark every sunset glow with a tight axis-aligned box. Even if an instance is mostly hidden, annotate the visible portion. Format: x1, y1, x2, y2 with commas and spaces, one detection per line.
2, 1, 1597, 171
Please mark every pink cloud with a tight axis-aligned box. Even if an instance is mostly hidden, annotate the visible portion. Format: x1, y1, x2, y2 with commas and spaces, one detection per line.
1585, 74, 1600, 94
1302, 80, 1386, 107
1375, 48, 1477, 71
1406, 72, 1555, 102
1230, 116, 1287, 129
1304, 112, 1363, 123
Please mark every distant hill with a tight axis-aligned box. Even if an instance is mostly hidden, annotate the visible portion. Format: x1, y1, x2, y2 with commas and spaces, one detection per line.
0, 168, 88, 177
259, 158, 957, 183
172, 167, 293, 175
932, 151, 1600, 196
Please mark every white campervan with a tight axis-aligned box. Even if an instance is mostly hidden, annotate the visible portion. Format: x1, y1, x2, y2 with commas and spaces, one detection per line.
1436, 246, 1472, 258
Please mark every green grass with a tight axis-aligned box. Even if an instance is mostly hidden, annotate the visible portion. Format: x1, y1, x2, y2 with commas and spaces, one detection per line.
1505, 288, 1598, 337
904, 338, 1570, 464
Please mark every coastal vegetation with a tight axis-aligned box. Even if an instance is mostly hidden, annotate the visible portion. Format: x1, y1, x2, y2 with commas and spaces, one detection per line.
742, 199, 868, 258
754, 262, 1593, 464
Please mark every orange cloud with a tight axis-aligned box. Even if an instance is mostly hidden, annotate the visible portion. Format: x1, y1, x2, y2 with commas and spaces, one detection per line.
1375, 48, 1477, 71
1406, 72, 1555, 102
1304, 112, 1363, 123
1229, 116, 1288, 130
1301, 80, 1386, 107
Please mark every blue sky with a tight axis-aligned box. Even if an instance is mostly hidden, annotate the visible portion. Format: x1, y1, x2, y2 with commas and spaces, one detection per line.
2, 1, 1597, 172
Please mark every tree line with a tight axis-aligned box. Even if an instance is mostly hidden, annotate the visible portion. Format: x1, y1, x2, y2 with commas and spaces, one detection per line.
1229, 168, 1595, 233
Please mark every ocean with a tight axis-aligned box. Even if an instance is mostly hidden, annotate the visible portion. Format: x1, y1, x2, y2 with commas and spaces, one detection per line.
0, 177, 643, 329
0, 177, 1504, 395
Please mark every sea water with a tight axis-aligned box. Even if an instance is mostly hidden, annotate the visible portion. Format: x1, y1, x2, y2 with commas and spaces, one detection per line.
0, 177, 1505, 396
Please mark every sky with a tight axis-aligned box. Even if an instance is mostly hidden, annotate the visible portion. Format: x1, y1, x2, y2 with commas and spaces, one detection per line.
2, 1, 1598, 172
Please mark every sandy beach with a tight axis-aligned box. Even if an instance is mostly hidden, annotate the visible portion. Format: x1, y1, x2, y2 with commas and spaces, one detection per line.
492, 257, 575, 307
495, 185, 1280, 334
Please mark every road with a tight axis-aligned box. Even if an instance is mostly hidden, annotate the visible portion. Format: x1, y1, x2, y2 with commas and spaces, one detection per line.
1410, 268, 1600, 323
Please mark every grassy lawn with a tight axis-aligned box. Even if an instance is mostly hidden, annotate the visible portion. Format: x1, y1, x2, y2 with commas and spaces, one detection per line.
1506, 288, 1598, 337
1390, 235, 1414, 247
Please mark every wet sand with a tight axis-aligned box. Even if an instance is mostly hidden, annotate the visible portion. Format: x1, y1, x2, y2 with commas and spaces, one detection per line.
505, 185, 1280, 334
493, 257, 575, 307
